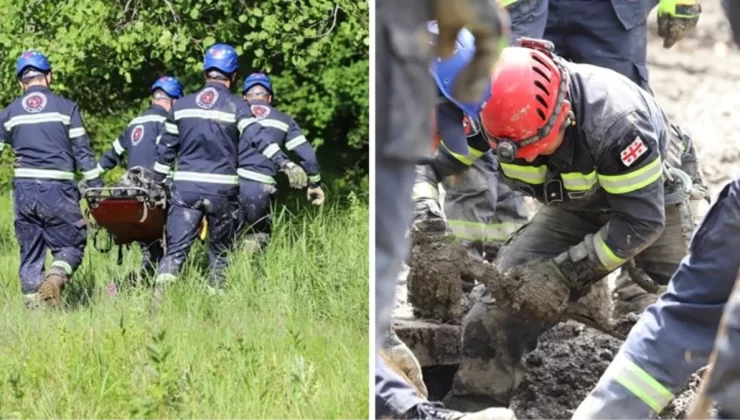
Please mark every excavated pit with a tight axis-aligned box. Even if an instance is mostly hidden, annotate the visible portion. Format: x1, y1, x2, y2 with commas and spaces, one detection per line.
393, 1, 737, 416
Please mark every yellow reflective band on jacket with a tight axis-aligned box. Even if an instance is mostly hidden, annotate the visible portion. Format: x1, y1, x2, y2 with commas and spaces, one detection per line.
500, 162, 547, 185
441, 143, 485, 166
593, 230, 626, 270
499, 0, 519, 7
448, 220, 520, 242
562, 170, 598, 192
412, 181, 439, 201
611, 354, 673, 413
597, 157, 662, 195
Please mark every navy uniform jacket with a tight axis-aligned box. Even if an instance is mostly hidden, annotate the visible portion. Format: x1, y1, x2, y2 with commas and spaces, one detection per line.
0, 85, 101, 183
499, 60, 693, 272
237, 99, 321, 187
155, 82, 289, 195
98, 104, 168, 173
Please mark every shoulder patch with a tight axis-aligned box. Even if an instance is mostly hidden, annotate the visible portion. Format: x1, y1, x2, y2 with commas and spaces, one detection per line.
462, 115, 481, 138
250, 104, 271, 120
196, 87, 219, 109
22, 92, 47, 113
619, 136, 649, 167
131, 125, 145, 146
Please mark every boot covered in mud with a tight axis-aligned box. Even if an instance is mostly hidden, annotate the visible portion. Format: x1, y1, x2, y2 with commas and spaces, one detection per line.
38, 267, 69, 308
563, 278, 617, 337
398, 401, 516, 420
23, 293, 42, 310
613, 268, 658, 319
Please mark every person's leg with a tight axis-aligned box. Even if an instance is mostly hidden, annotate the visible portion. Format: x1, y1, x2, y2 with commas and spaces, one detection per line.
573, 178, 740, 419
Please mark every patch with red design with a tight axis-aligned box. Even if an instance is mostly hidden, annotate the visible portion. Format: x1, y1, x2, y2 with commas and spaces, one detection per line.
250, 104, 271, 120
619, 136, 649, 167
131, 125, 145, 146
196, 87, 218, 109
22, 92, 47, 113
462, 115, 481, 138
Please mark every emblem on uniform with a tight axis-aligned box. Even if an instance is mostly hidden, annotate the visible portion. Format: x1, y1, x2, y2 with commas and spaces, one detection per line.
462, 115, 481, 138
131, 125, 145, 146
620, 136, 648, 167
22, 92, 47, 113
196, 87, 218, 109
251, 104, 270, 119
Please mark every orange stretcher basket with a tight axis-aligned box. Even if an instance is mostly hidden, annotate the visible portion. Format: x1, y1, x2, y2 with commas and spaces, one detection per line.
84, 187, 167, 251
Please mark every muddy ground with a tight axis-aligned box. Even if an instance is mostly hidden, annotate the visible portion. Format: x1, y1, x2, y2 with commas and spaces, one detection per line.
393, 1, 737, 417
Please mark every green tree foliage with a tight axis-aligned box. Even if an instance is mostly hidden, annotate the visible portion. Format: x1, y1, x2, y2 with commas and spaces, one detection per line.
0, 0, 369, 194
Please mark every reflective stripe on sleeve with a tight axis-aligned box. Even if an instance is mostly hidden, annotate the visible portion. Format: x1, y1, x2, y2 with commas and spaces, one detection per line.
412, 181, 439, 201
153, 162, 171, 174
285, 135, 308, 150
500, 162, 547, 185
113, 139, 125, 155
259, 119, 289, 132
69, 127, 86, 138
597, 157, 662, 195
262, 143, 281, 158
592, 230, 626, 270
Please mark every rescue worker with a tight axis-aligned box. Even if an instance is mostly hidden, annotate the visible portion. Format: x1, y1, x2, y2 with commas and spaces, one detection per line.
571, 3, 740, 415
0, 50, 104, 308
411, 6, 543, 265
375, 0, 515, 418
151, 44, 306, 301
98, 75, 183, 280
238, 72, 323, 251
443, 41, 708, 411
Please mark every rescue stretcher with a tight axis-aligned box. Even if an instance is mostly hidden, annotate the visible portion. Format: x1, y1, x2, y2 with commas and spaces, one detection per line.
83, 185, 208, 264
83, 186, 167, 263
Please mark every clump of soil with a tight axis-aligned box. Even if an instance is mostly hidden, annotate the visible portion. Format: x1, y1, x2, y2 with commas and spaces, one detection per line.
509, 321, 705, 419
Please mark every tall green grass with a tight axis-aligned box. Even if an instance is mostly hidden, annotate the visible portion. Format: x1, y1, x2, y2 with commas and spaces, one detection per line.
0, 194, 369, 419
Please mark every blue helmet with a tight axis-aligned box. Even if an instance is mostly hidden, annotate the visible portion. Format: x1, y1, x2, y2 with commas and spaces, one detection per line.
242, 72, 273, 95
16, 50, 51, 77
203, 44, 239, 74
151, 76, 183, 98
427, 21, 492, 117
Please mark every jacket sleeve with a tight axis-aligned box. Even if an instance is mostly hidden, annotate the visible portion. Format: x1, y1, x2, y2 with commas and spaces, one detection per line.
433, 102, 490, 178
284, 119, 321, 186
69, 104, 103, 182
98, 130, 128, 173
154, 109, 179, 182
236, 102, 288, 168
588, 112, 666, 272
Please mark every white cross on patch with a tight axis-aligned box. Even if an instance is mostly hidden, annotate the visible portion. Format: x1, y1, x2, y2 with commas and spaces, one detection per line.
620, 136, 647, 167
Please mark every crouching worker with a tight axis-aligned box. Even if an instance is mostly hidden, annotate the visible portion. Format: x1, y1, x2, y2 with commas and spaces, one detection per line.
445, 41, 709, 411
238, 72, 319, 251
98, 76, 183, 281
0, 51, 104, 308
151, 44, 301, 304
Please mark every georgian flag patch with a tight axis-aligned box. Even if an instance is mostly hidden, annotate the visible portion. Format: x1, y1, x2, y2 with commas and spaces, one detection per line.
620, 136, 648, 167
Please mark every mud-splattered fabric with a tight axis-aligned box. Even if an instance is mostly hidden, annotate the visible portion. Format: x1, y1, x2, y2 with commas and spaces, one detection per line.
156, 188, 241, 289
12, 179, 87, 294
237, 179, 276, 250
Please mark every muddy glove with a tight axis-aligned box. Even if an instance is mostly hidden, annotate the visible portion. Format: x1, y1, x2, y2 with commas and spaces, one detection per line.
435, 0, 510, 103
79, 178, 103, 199
381, 331, 429, 399
658, 0, 701, 48
279, 161, 308, 189
498, 259, 572, 322
307, 186, 325, 206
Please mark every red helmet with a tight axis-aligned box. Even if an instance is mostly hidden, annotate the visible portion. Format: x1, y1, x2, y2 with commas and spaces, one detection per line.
480, 45, 571, 162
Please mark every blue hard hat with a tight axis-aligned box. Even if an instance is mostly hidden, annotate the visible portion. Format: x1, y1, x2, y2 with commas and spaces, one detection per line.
16, 50, 51, 77
151, 76, 183, 98
242, 72, 273, 95
427, 21, 492, 118
203, 44, 239, 74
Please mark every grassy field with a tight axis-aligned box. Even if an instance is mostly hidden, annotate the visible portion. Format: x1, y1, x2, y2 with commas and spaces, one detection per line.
0, 193, 369, 419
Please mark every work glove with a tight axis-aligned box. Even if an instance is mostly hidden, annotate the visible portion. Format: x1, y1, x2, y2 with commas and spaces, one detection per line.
79, 178, 103, 199
497, 259, 571, 322
435, 0, 510, 104
280, 161, 308, 189
658, 0, 701, 48
380, 332, 429, 399
307, 185, 325, 206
